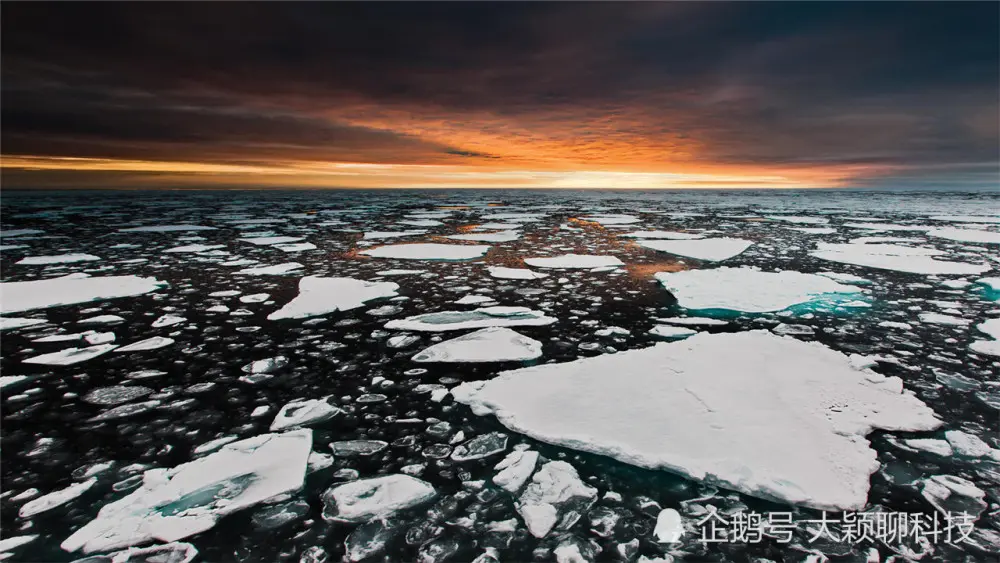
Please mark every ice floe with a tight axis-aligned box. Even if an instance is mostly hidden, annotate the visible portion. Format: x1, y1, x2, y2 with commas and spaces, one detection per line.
970, 318, 1000, 357
493, 450, 539, 493
363, 230, 427, 240
621, 230, 704, 240
115, 337, 175, 353
360, 243, 489, 261
453, 330, 941, 511
62, 430, 313, 554
268, 276, 399, 320
810, 243, 990, 275
926, 227, 1000, 244
0, 317, 47, 331
636, 238, 753, 262
648, 325, 697, 339
23, 344, 118, 366
16, 253, 101, 265
321, 474, 436, 523
654, 267, 862, 313
386, 306, 556, 332
270, 398, 342, 431
516, 461, 597, 538
411, 328, 542, 362
487, 266, 548, 280
19, 478, 97, 518
164, 244, 226, 253
118, 225, 217, 233
448, 231, 521, 242
236, 262, 303, 275
524, 254, 623, 269
1, 274, 167, 314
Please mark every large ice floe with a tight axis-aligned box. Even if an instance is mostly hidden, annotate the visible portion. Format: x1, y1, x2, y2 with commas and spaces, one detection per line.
926, 227, 1000, 244
23, 344, 118, 366
360, 243, 489, 261
809, 242, 991, 275
621, 230, 704, 240
523, 254, 623, 269
411, 327, 542, 362
385, 306, 556, 332
268, 276, 399, 320
62, 429, 313, 554
635, 238, 753, 262
487, 266, 548, 280
654, 267, 862, 313
452, 330, 941, 511
970, 318, 1000, 357
16, 253, 101, 265
1, 274, 167, 314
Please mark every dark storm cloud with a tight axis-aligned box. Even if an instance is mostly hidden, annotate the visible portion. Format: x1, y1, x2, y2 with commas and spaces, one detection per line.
1, 1, 997, 185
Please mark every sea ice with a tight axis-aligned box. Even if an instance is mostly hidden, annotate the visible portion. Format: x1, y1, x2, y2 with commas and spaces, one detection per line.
653, 316, 728, 326
270, 398, 342, 431
654, 267, 861, 313
412, 328, 542, 362
23, 344, 118, 366
621, 230, 704, 240
236, 263, 303, 275
648, 325, 697, 339
268, 276, 399, 320
363, 230, 427, 240
19, 478, 97, 518
61, 430, 313, 554
920, 475, 987, 519
926, 227, 1000, 244
451, 432, 509, 461
448, 231, 521, 242
929, 215, 1000, 224
386, 306, 556, 332
970, 317, 1000, 357
360, 243, 490, 261
516, 461, 597, 538
810, 243, 990, 275
0, 317, 47, 331
1, 274, 167, 314
493, 450, 539, 493
487, 266, 548, 280
636, 238, 753, 262
524, 254, 623, 269
16, 253, 101, 265
115, 337, 175, 353
152, 314, 186, 328
455, 295, 496, 305
164, 244, 226, 253
453, 330, 941, 511
239, 236, 305, 245
118, 225, 216, 233
321, 475, 437, 523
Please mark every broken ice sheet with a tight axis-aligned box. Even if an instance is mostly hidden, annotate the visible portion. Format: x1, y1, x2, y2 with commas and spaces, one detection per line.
453, 330, 940, 511
61, 429, 313, 554
360, 243, 490, 261
386, 306, 556, 331
523, 254, 623, 269
321, 474, 437, 523
23, 344, 118, 366
516, 461, 597, 538
0, 274, 167, 314
810, 242, 991, 275
268, 276, 399, 320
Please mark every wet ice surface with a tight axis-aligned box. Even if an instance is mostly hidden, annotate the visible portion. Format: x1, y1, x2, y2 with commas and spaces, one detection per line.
0, 189, 998, 562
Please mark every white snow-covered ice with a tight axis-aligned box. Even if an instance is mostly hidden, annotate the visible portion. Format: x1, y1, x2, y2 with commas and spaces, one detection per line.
385, 306, 556, 332
1, 274, 167, 314
411, 327, 542, 362
360, 243, 489, 261
268, 276, 399, 320
524, 255, 623, 269
636, 238, 753, 262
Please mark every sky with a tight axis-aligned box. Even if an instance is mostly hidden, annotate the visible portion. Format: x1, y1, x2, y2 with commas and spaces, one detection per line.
1, 2, 998, 190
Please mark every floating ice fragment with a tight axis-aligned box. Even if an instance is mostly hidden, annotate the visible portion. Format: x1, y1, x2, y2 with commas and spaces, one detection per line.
19, 478, 97, 518
487, 266, 548, 280
242, 356, 288, 374
653, 316, 728, 326
0, 317, 47, 331
493, 450, 538, 493
516, 461, 597, 538
268, 276, 399, 320
164, 244, 225, 253
17, 253, 101, 265
637, 238, 753, 262
118, 225, 216, 233
969, 318, 1000, 357
655, 267, 861, 313
115, 337, 174, 353
920, 475, 987, 519
239, 236, 304, 246
412, 328, 542, 363
902, 439, 953, 457
321, 475, 437, 523
386, 306, 556, 332
454, 295, 495, 305
270, 398, 342, 431
648, 325, 697, 339
926, 227, 1000, 244
376, 269, 426, 276
621, 230, 704, 240
87, 400, 162, 422
448, 231, 521, 242
61, 430, 313, 554
451, 432, 508, 461
83, 386, 154, 406
524, 254, 623, 269
236, 262, 304, 275
360, 243, 490, 261
1, 274, 167, 314
23, 344, 118, 366
453, 331, 941, 511
152, 314, 186, 328
331, 440, 388, 457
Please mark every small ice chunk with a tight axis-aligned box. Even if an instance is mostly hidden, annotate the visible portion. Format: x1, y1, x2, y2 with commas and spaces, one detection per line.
164, 244, 225, 253
23, 344, 118, 366
487, 266, 548, 280
920, 475, 987, 518
493, 450, 539, 493
637, 238, 753, 262
653, 316, 728, 326
386, 306, 556, 332
903, 439, 953, 457
945, 430, 996, 458
524, 254, 623, 269
412, 328, 542, 363
387, 334, 420, 348
268, 276, 399, 320
451, 432, 508, 461
17, 253, 101, 265
360, 243, 489, 261
270, 398, 342, 431
83, 386, 154, 406
321, 475, 437, 523
240, 236, 305, 245
455, 295, 495, 305
236, 262, 303, 275
331, 440, 388, 457
918, 312, 970, 326
516, 461, 597, 538
152, 314, 186, 328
